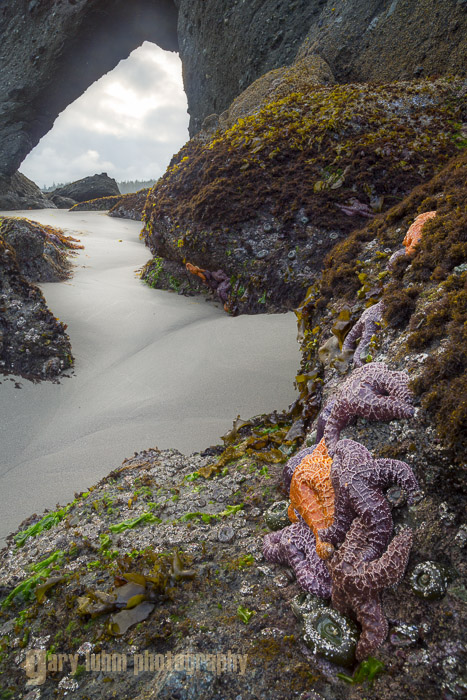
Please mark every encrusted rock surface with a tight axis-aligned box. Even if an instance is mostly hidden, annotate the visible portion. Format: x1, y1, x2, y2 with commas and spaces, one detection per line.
0, 387, 465, 698
0, 223, 74, 380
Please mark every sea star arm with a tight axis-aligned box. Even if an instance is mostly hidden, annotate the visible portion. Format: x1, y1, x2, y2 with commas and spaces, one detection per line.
282, 533, 332, 598
370, 368, 413, 404
374, 458, 420, 503
354, 491, 394, 558
263, 522, 332, 598
353, 598, 389, 662
318, 486, 353, 547
360, 527, 413, 591
262, 529, 285, 564
315, 399, 335, 443
327, 521, 413, 661
341, 301, 384, 367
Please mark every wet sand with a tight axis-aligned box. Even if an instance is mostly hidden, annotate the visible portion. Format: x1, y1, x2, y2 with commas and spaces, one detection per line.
0, 210, 299, 542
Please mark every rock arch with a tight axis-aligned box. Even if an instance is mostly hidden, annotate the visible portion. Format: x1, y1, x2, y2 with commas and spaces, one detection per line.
0, 0, 178, 176
0, 0, 465, 179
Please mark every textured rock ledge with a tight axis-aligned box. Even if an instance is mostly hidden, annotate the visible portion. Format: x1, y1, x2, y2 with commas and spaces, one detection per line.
0, 217, 79, 379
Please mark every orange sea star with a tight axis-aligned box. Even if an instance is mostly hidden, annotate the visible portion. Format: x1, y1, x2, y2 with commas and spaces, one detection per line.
403, 210, 437, 255
288, 437, 335, 560
185, 261, 231, 312
185, 262, 207, 281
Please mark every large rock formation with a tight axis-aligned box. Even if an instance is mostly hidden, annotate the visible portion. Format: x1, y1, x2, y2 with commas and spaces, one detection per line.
177, 0, 467, 133
50, 172, 120, 203
0, 0, 178, 177
0, 172, 56, 210
0, 0, 466, 176
142, 73, 466, 314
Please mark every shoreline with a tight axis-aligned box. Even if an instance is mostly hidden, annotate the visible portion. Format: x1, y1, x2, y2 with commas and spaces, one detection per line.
0, 210, 299, 543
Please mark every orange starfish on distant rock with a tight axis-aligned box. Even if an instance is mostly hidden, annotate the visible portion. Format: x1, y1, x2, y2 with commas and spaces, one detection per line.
403, 210, 436, 255
288, 437, 335, 560
185, 262, 207, 281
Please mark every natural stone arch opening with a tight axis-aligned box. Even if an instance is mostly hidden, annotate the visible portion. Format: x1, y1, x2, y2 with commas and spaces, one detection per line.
0, 0, 178, 176
21, 42, 189, 189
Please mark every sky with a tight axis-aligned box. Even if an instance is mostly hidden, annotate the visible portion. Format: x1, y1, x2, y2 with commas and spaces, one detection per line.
20, 42, 189, 188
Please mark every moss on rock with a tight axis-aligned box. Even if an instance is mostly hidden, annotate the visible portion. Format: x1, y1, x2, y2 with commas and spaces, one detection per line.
108, 189, 149, 221
294, 150, 467, 462
144, 76, 465, 313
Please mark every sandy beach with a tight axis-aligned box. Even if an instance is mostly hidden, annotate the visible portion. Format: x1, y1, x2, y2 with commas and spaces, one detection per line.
0, 210, 299, 543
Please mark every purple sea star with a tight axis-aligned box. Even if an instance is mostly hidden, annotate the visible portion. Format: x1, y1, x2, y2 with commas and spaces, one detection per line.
263, 517, 332, 598
186, 263, 231, 308
318, 439, 420, 557
326, 518, 413, 660
388, 248, 406, 266
323, 363, 414, 455
315, 399, 335, 443
341, 300, 384, 367
283, 445, 316, 491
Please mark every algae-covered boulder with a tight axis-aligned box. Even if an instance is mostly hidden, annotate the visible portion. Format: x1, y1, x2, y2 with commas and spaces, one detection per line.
70, 195, 123, 212
0, 217, 82, 282
108, 189, 149, 221
70, 189, 149, 219
294, 150, 467, 464
0, 233, 73, 379
143, 74, 466, 314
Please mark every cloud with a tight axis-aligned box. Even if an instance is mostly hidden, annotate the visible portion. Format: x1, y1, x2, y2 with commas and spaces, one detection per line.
20, 42, 189, 187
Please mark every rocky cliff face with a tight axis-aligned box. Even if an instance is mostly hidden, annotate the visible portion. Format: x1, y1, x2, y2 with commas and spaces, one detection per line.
178, 0, 467, 134
0, 0, 466, 177
0, 0, 178, 177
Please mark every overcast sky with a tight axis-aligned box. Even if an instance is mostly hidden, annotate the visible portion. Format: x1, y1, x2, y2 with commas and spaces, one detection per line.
20, 42, 189, 188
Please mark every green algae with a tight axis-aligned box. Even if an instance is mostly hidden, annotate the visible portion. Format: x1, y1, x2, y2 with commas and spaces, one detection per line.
1, 551, 64, 608
14, 493, 89, 546
177, 503, 244, 525
109, 512, 162, 534
237, 605, 256, 624
338, 657, 385, 686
